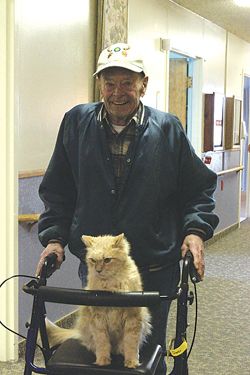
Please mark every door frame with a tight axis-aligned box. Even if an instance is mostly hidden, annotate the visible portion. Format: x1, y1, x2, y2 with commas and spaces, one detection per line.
167, 49, 203, 156
0, 0, 18, 361
241, 74, 250, 220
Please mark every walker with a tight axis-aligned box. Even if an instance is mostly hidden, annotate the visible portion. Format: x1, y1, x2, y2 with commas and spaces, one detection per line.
22, 250, 200, 375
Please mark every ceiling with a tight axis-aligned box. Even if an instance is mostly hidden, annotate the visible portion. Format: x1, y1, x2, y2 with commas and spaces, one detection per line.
171, 0, 250, 44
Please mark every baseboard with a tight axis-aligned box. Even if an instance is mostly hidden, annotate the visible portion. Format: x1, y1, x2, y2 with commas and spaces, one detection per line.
206, 222, 239, 247
18, 309, 78, 359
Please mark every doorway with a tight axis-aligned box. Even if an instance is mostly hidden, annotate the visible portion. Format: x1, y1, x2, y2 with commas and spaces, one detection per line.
241, 75, 250, 220
168, 52, 195, 135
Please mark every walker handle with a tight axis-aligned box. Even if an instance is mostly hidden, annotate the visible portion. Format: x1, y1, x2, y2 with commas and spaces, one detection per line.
185, 250, 202, 283
43, 253, 58, 278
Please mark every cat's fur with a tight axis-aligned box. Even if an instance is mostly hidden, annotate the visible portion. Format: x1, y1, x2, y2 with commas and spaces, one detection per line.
45, 233, 151, 368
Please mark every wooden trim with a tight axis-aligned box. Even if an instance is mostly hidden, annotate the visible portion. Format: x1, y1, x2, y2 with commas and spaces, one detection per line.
224, 97, 234, 149
217, 166, 243, 176
19, 169, 45, 178
18, 213, 40, 223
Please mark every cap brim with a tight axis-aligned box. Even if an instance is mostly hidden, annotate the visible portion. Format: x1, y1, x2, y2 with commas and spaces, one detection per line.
93, 61, 144, 76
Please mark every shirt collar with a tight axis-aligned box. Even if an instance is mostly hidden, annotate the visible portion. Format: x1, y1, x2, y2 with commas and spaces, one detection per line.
97, 102, 145, 128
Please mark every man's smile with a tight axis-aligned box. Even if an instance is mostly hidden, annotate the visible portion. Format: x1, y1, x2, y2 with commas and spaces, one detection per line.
112, 101, 128, 105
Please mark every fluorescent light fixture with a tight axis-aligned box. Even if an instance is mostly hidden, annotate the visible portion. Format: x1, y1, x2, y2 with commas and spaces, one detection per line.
233, 0, 250, 6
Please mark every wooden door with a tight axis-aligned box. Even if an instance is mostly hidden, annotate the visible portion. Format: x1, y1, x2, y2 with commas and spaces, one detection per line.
169, 58, 188, 130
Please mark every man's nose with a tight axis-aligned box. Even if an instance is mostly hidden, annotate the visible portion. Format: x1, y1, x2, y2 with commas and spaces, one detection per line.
113, 83, 124, 95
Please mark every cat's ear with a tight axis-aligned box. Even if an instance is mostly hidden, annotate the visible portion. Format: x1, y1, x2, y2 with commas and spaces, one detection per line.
113, 233, 125, 247
81, 235, 94, 248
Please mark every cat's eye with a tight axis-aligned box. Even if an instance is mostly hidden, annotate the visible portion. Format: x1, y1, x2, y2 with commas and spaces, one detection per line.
103, 258, 112, 264
88, 258, 96, 263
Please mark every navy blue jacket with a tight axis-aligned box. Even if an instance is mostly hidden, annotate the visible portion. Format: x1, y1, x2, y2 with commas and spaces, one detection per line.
38, 103, 219, 267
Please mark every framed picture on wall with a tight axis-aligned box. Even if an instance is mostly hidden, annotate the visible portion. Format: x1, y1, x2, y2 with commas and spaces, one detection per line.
224, 96, 242, 149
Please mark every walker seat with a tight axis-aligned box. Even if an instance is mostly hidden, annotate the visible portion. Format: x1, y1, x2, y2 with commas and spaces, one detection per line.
47, 338, 162, 375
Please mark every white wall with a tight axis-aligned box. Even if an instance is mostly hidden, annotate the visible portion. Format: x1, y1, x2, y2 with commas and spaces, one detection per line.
202, 20, 226, 95
128, 0, 169, 110
128, 0, 250, 105
128, 0, 227, 108
15, 0, 96, 172
226, 33, 249, 98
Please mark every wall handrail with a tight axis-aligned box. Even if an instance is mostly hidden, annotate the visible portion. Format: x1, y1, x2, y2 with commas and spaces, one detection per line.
217, 165, 243, 176
18, 213, 40, 223
17, 167, 243, 220
19, 169, 45, 178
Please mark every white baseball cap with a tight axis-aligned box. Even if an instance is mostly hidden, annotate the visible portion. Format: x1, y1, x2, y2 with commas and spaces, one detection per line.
93, 43, 145, 76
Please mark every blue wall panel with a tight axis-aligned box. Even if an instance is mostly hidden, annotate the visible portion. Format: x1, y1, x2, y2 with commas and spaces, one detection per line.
19, 176, 80, 337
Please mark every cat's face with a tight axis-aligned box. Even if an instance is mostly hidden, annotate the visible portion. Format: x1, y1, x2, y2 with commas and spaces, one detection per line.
81, 233, 129, 279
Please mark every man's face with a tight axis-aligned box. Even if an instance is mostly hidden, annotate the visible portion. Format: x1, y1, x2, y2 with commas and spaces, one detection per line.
98, 68, 148, 125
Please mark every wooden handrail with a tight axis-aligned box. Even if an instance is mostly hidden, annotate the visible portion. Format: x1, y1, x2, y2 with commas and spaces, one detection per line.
19, 169, 45, 178
18, 213, 40, 223
217, 166, 243, 176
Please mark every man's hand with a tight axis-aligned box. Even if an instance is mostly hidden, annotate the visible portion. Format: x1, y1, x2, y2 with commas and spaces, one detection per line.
181, 234, 205, 280
35, 242, 65, 277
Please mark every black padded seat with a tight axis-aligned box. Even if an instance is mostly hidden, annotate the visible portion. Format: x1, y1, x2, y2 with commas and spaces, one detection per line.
47, 339, 162, 375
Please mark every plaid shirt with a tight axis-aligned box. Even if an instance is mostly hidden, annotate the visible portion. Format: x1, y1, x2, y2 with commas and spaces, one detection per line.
98, 103, 145, 194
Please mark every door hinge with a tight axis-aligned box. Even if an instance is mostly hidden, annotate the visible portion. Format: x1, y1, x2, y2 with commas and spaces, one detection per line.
187, 77, 193, 88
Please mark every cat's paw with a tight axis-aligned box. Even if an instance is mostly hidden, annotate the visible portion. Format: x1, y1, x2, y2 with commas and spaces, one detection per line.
95, 356, 111, 366
124, 359, 140, 368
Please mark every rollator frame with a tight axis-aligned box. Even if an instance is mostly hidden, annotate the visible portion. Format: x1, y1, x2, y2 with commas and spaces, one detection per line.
22, 250, 200, 375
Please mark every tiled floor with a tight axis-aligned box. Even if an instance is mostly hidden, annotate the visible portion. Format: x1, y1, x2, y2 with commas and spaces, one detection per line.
1, 219, 250, 374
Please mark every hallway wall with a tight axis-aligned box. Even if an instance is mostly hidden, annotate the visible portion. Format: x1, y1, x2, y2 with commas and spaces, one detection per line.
15, 0, 97, 172
128, 0, 250, 232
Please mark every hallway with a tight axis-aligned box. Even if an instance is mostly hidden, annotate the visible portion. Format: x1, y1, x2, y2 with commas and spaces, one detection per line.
0, 220, 250, 374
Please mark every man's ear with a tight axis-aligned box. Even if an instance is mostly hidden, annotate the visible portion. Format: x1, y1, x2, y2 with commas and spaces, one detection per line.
96, 75, 103, 97
140, 76, 148, 97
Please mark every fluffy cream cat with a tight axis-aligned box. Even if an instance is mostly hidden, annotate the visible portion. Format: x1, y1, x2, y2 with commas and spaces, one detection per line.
46, 233, 151, 368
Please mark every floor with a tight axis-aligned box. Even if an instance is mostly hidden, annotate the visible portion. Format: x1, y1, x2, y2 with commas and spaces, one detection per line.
1, 219, 250, 374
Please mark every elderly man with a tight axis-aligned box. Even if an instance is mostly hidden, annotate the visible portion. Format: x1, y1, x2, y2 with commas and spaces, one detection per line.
36, 43, 219, 374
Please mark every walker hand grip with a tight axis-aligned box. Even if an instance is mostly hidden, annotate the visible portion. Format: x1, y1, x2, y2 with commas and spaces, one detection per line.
44, 253, 58, 278
185, 251, 202, 283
